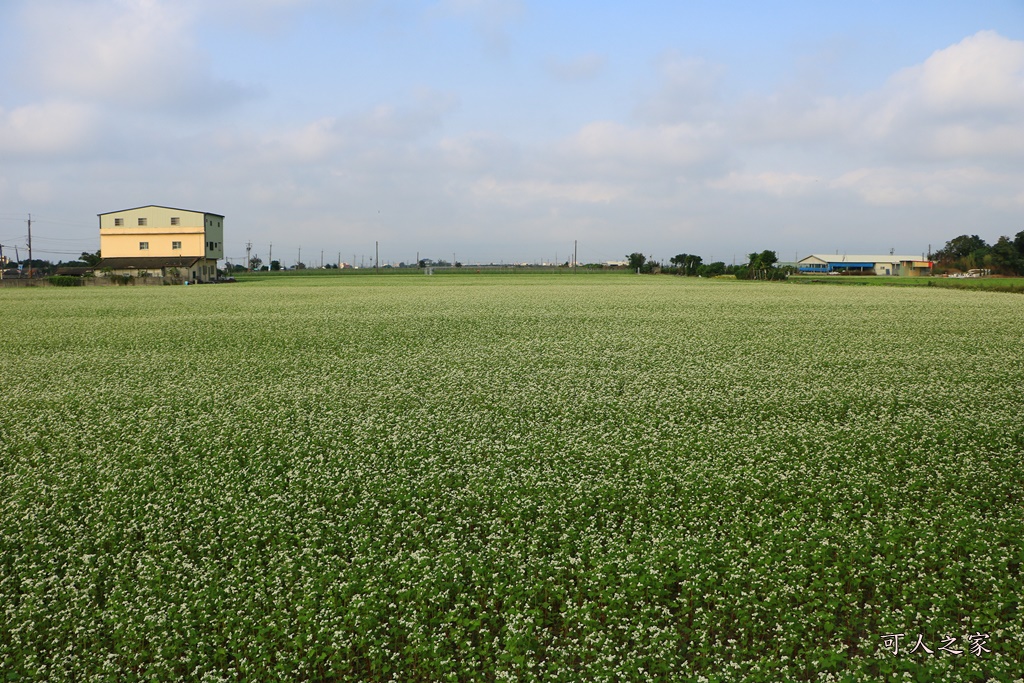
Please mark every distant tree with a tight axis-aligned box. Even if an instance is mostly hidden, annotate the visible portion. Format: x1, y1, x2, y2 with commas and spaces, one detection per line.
700, 261, 727, 277
934, 235, 989, 269
670, 253, 688, 274
989, 236, 1021, 274
743, 250, 782, 280
80, 250, 101, 267
669, 253, 705, 276
23, 259, 54, 276
249, 256, 263, 271
761, 250, 779, 267
294, 262, 306, 270
270, 260, 281, 271
627, 252, 647, 272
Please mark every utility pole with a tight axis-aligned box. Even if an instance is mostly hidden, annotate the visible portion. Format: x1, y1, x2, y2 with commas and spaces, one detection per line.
298, 246, 301, 269
269, 243, 272, 269
320, 250, 324, 269
246, 241, 252, 272
574, 240, 578, 274
27, 214, 32, 279
375, 241, 379, 274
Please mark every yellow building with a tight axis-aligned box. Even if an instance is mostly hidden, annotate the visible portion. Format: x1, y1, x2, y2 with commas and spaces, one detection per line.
96, 205, 224, 282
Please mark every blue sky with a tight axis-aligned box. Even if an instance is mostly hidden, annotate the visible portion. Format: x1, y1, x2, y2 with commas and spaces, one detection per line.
1, 0, 1023, 266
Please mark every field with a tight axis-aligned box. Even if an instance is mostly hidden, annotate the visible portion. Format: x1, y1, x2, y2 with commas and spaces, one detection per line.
789, 274, 1024, 294
1, 274, 1022, 682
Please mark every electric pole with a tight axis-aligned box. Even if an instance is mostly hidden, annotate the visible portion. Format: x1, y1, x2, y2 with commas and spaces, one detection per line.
27, 214, 32, 279
375, 241, 379, 274
246, 241, 252, 272
574, 240, 578, 274
298, 246, 301, 269
269, 243, 272, 269
321, 250, 324, 269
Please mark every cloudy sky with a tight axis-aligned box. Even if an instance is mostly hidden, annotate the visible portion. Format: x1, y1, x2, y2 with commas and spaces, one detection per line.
1, 0, 1022, 266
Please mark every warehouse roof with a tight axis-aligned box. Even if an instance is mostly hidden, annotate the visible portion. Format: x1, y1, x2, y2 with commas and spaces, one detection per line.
97, 256, 202, 269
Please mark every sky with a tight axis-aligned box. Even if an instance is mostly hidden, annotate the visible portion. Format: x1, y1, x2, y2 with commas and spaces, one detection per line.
1, 0, 1023, 267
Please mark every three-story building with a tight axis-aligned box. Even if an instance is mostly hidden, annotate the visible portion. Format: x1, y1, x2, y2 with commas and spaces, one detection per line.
96, 205, 224, 282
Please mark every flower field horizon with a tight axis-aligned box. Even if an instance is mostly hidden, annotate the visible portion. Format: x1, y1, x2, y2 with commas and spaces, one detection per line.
1, 274, 1022, 681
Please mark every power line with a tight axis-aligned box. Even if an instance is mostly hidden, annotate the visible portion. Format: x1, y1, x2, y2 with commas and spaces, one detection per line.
30, 235, 97, 243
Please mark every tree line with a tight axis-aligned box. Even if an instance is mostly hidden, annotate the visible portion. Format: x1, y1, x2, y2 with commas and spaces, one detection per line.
627, 250, 791, 280
931, 232, 1024, 275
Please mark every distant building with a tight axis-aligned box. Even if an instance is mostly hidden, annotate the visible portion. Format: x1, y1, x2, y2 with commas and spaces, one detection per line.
96, 205, 224, 282
798, 254, 932, 276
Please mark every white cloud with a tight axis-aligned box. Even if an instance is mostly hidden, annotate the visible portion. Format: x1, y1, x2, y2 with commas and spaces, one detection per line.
830, 166, 1013, 207
635, 53, 725, 125
0, 102, 99, 156
743, 31, 1024, 163
469, 177, 624, 205
895, 30, 1024, 116
565, 120, 726, 176
709, 171, 822, 197
15, 0, 250, 112
859, 31, 1024, 160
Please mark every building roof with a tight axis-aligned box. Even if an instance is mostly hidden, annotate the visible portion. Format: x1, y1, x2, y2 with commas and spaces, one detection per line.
800, 254, 927, 264
97, 205, 224, 218
97, 256, 203, 269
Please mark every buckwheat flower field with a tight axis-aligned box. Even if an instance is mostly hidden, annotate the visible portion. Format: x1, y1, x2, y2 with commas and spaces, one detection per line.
1, 273, 1022, 682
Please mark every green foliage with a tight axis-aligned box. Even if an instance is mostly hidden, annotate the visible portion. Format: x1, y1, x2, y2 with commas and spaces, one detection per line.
79, 250, 102, 267
735, 250, 785, 280
670, 253, 704, 276
699, 261, 727, 277
626, 252, 647, 271
1, 276, 1022, 681
46, 275, 83, 287
933, 233, 1024, 275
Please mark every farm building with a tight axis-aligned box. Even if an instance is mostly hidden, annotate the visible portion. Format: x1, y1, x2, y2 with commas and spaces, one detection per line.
798, 254, 932, 276
96, 205, 224, 282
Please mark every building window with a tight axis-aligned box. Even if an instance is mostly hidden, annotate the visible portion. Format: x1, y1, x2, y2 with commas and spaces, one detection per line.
171, 217, 180, 226
172, 241, 181, 250
114, 218, 123, 226
140, 241, 149, 250
138, 217, 147, 226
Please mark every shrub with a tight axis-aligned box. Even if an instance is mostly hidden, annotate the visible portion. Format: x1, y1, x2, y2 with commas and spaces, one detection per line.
46, 275, 83, 287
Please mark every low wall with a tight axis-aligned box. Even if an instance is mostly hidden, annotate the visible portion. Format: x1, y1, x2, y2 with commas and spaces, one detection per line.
0, 276, 172, 288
